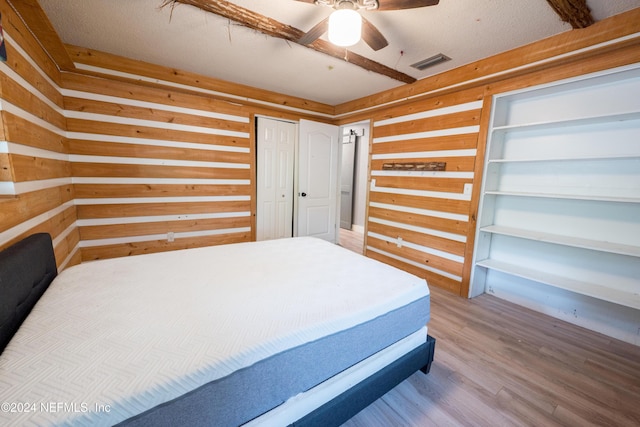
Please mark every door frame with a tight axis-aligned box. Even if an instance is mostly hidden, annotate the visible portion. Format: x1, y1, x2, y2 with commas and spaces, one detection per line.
338, 120, 370, 235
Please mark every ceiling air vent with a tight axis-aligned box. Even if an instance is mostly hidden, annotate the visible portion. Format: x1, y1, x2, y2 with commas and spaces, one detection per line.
410, 53, 451, 70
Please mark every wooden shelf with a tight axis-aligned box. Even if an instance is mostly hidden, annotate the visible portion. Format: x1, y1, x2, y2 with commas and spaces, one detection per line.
480, 225, 640, 258
491, 111, 640, 134
476, 258, 640, 310
484, 190, 640, 204
470, 64, 640, 324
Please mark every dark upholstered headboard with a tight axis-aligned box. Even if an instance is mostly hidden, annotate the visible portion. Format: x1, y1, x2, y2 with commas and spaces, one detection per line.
0, 233, 57, 354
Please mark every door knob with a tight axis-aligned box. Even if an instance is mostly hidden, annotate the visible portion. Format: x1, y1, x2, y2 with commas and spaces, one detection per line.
301, 192, 307, 197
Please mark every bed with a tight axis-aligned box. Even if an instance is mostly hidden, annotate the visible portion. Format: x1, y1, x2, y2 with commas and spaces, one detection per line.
0, 233, 435, 426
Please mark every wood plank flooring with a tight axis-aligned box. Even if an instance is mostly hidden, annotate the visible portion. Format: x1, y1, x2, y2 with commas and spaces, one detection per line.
338, 229, 640, 426
338, 227, 364, 254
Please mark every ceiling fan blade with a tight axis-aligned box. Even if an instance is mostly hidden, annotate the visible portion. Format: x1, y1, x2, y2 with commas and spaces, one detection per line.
298, 17, 329, 45
361, 17, 388, 51
377, 0, 439, 11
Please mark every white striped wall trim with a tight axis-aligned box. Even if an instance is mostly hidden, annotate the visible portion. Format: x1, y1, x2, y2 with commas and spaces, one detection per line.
76, 211, 250, 227
367, 231, 465, 263
66, 133, 250, 153
368, 217, 467, 243
366, 244, 462, 282
371, 171, 474, 179
65, 110, 249, 138
370, 180, 473, 201
373, 101, 483, 127
369, 201, 469, 222
71, 177, 251, 185
0, 200, 74, 248
79, 227, 251, 248
73, 63, 334, 118
372, 149, 477, 160
74, 195, 251, 205
373, 126, 480, 144
62, 89, 250, 123
69, 155, 250, 169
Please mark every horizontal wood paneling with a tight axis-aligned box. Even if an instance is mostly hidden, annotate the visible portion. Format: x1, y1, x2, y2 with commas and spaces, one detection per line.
0, 154, 12, 181
31, 205, 77, 240
66, 140, 248, 163
366, 92, 482, 295
0, 4, 78, 269
0, 185, 74, 235
10, 154, 71, 181
80, 232, 251, 261
3, 204, 79, 269
2, 0, 336, 267
76, 200, 249, 219
65, 44, 335, 116
9, 0, 76, 73
371, 176, 472, 193
372, 133, 479, 155
63, 70, 254, 260
373, 109, 481, 139
0, 72, 66, 129
64, 97, 249, 133
0, 0, 63, 86
366, 235, 464, 277
53, 228, 80, 268
368, 206, 468, 235
71, 163, 250, 180
73, 183, 251, 198
80, 216, 251, 240
62, 72, 251, 118
369, 191, 470, 215
2, 111, 67, 153
367, 221, 466, 257
66, 118, 248, 146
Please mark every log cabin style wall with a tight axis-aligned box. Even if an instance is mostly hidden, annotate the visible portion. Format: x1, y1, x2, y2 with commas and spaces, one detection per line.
364, 88, 484, 296
2, 0, 639, 295
57, 46, 333, 261
62, 71, 254, 261
0, 2, 79, 270
0, 0, 332, 268
336, 9, 640, 297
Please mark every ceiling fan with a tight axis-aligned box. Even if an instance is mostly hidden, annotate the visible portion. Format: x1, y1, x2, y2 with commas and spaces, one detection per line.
296, 0, 440, 50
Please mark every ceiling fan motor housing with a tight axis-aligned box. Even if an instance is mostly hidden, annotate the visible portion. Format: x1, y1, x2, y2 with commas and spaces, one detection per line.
315, 0, 379, 11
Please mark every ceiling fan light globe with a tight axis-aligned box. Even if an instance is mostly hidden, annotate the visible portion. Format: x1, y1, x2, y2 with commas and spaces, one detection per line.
328, 9, 362, 47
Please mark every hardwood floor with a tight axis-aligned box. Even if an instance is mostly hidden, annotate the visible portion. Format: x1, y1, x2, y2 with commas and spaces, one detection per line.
339, 230, 640, 426
338, 227, 364, 254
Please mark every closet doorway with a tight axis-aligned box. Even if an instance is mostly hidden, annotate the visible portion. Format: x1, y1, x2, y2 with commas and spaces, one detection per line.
256, 117, 340, 242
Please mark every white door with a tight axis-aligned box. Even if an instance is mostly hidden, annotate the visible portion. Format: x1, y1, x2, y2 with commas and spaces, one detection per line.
256, 118, 296, 240
297, 119, 340, 243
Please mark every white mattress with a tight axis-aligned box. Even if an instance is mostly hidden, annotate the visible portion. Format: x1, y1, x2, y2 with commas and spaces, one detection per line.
0, 237, 428, 426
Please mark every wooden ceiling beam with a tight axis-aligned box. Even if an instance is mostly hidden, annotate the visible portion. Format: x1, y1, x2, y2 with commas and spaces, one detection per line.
162, 0, 416, 84
545, 0, 594, 29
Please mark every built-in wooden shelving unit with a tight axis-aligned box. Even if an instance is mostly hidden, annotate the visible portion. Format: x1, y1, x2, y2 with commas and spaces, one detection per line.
470, 65, 640, 316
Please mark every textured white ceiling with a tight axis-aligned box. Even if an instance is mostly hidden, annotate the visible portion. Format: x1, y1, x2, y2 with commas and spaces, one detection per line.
37, 0, 640, 105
